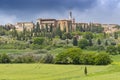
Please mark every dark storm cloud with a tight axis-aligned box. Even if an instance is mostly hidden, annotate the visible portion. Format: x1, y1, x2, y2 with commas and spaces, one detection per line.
0, 0, 97, 12
1, 0, 120, 24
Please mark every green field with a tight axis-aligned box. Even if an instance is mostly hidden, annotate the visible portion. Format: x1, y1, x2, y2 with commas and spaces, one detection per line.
0, 63, 119, 80
0, 49, 120, 80
0, 58, 120, 80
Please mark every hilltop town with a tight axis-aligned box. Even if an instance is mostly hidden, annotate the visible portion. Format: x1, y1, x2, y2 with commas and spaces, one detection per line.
3, 11, 120, 34
1, 0, 120, 80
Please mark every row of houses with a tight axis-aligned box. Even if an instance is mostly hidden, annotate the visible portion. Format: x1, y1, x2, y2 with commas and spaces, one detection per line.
14, 18, 74, 33
4, 12, 119, 33
5, 19, 118, 33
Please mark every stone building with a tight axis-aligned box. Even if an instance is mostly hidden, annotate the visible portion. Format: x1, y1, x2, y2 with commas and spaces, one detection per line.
102, 24, 118, 33
37, 18, 57, 31
15, 22, 34, 31
5, 23, 15, 30
37, 18, 74, 33
57, 19, 72, 32
75, 23, 89, 28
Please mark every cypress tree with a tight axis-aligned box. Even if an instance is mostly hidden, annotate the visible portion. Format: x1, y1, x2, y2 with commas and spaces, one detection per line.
97, 39, 101, 45
105, 40, 108, 46
114, 32, 118, 39
73, 37, 78, 46
50, 24, 53, 32
88, 38, 93, 46
84, 66, 88, 76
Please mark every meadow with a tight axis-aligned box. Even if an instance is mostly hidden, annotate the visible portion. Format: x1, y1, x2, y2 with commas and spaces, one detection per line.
0, 55, 119, 80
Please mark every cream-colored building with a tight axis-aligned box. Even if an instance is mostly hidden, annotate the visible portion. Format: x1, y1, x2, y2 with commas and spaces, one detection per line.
75, 23, 89, 29
57, 19, 72, 32
102, 24, 118, 33
15, 22, 34, 31
37, 18, 73, 32
37, 18, 57, 31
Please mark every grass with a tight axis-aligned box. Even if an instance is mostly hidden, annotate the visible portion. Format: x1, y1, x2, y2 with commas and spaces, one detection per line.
0, 63, 119, 80
111, 55, 120, 62
0, 49, 36, 54
0, 49, 120, 80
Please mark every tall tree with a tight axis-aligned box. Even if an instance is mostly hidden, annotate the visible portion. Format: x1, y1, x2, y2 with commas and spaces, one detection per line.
56, 25, 62, 39
105, 40, 108, 46
114, 32, 118, 39
84, 66, 88, 76
11, 27, 18, 39
73, 37, 78, 46
97, 39, 101, 45
50, 24, 53, 32
46, 24, 49, 32
88, 38, 93, 46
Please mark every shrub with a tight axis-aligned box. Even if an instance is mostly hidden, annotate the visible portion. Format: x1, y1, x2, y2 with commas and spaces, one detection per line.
40, 54, 54, 63
12, 54, 35, 63
83, 32, 93, 39
117, 44, 120, 54
94, 53, 112, 65
78, 39, 89, 49
87, 45, 105, 51
106, 46, 118, 55
30, 44, 44, 50
33, 37, 45, 45
55, 48, 112, 65
35, 49, 48, 54
79, 53, 94, 65
55, 48, 82, 64
0, 53, 11, 63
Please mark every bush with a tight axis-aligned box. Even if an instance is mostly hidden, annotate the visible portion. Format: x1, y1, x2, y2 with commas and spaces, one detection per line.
40, 54, 54, 63
94, 53, 112, 65
55, 48, 82, 64
35, 49, 48, 54
33, 37, 45, 45
55, 48, 112, 65
0, 53, 11, 63
87, 45, 105, 51
83, 32, 93, 39
78, 39, 89, 49
30, 44, 44, 50
79, 53, 94, 65
12, 53, 35, 63
106, 46, 118, 55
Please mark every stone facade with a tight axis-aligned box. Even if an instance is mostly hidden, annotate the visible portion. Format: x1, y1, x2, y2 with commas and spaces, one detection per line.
57, 20, 72, 32
37, 18, 57, 31
15, 22, 34, 31
37, 18, 73, 33
102, 24, 118, 33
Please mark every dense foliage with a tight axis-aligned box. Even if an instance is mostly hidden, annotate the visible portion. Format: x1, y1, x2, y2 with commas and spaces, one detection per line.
55, 48, 112, 65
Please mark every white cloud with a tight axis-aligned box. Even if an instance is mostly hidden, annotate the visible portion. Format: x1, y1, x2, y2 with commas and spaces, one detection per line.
0, 13, 17, 25
71, 0, 120, 24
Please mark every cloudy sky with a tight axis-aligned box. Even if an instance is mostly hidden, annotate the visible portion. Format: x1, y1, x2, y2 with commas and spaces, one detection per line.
0, 0, 120, 24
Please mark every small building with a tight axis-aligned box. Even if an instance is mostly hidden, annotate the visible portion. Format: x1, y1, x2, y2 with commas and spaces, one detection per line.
102, 24, 118, 33
15, 22, 34, 31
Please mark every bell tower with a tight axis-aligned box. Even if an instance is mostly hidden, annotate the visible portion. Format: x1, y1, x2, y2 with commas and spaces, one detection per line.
69, 11, 72, 20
